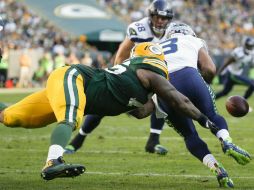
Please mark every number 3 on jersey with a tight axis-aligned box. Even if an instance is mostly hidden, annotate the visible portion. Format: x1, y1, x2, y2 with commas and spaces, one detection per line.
161, 38, 178, 55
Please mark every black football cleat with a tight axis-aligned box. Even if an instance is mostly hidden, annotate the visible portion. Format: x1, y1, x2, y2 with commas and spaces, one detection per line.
41, 156, 85, 180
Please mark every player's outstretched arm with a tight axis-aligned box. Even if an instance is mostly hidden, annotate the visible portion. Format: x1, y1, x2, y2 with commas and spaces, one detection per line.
216, 56, 235, 75
128, 98, 155, 119
136, 69, 219, 131
114, 37, 135, 65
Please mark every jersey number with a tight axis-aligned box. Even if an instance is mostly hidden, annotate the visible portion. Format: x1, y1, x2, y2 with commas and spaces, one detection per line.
105, 65, 126, 74
161, 38, 178, 55
105, 61, 130, 75
135, 23, 145, 32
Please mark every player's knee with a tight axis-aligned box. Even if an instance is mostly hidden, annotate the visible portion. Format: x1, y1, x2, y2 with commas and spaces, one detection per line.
58, 120, 77, 131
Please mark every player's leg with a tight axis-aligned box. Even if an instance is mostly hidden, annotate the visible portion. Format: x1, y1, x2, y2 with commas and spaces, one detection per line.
65, 114, 103, 154
145, 112, 167, 155
215, 73, 234, 99
243, 85, 254, 99
0, 89, 56, 128
164, 112, 233, 188
41, 66, 86, 180
231, 75, 254, 99
192, 71, 251, 165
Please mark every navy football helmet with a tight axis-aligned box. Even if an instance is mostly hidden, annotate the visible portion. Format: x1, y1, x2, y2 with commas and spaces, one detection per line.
244, 37, 254, 54
148, 0, 174, 36
167, 22, 196, 37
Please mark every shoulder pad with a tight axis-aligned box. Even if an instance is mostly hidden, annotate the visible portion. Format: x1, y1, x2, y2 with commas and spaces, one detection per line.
126, 18, 154, 43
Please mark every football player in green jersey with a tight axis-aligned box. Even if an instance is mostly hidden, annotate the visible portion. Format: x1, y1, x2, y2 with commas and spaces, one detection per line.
0, 42, 217, 180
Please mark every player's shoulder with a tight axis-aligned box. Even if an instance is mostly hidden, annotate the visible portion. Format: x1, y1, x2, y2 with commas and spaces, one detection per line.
176, 35, 206, 49
232, 46, 244, 58
128, 17, 149, 29
127, 17, 153, 42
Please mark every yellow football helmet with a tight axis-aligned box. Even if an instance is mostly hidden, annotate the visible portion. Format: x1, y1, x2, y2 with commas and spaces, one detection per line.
130, 42, 168, 79
130, 42, 165, 61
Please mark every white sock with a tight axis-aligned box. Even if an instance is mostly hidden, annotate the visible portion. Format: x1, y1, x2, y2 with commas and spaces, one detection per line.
79, 128, 88, 136
150, 129, 162, 134
203, 154, 219, 170
216, 129, 230, 141
46, 144, 64, 162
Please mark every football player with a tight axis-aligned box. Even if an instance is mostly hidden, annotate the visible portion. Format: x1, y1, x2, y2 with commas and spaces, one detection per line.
215, 37, 254, 100
0, 42, 217, 180
65, 0, 174, 155
155, 22, 251, 188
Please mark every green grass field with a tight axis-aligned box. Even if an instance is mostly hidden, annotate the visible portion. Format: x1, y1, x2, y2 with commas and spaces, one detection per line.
0, 86, 254, 190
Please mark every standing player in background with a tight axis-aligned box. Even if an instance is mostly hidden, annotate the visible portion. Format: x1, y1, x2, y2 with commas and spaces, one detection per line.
215, 37, 254, 100
65, 0, 174, 155
156, 23, 251, 188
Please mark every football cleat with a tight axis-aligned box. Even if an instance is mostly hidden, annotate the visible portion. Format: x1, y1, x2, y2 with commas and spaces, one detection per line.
221, 138, 251, 165
145, 143, 168, 155
212, 163, 234, 188
154, 144, 168, 155
64, 145, 76, 155
145, 133, 168, 155
41, 156, 85, 180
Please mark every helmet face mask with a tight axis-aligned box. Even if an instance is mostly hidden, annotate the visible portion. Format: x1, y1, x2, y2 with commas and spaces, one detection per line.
148, 0, 174, 36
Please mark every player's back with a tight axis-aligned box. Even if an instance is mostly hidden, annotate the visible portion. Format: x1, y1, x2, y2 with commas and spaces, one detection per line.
160, 35, 205, 73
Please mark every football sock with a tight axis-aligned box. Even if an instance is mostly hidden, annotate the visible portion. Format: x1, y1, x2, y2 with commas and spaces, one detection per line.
150, 129, 162, 134
69, 133, 87, 150
46, 144, 64, 162
203, 154, 219, 170
82, 115, 103, 133
79, 128, 88, 136
148, 133, 160, 144
216, 129, 230, 141
50, 122, 73, 147
150, 112, 164, 134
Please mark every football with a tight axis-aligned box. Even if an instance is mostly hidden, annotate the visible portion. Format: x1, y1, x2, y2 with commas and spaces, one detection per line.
225, 95, 249, 117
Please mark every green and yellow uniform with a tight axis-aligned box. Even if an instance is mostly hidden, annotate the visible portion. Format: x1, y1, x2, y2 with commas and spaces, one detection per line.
3, 43, 168, 130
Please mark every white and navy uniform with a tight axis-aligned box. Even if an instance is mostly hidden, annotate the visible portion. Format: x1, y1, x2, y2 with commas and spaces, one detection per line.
216, 47, 254, 99
228, 47, 253, 75
154, 34, 229, 161
127, 17, 173, 44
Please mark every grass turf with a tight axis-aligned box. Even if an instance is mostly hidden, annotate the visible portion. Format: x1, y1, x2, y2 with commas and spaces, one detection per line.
0, 85, 253, 190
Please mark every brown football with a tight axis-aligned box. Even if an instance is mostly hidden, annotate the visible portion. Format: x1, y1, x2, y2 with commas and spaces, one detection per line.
225, 95, 249, 117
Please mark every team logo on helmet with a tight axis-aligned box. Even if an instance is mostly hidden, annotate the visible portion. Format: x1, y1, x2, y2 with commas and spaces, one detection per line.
149, 45, 163, 55
167, 22, 196, 37
130, 42, 164, 60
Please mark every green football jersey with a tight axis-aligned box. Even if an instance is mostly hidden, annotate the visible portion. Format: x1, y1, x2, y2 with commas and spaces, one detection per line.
72, 56, 167, 116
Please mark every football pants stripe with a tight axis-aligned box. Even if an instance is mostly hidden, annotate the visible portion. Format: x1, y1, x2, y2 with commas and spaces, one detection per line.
64, 68, 79, 123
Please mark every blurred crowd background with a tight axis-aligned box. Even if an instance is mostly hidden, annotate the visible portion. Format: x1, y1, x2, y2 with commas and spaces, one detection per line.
0, 0, 253, 88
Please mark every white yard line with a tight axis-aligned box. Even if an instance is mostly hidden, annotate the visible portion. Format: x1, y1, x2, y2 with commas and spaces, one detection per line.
0, 169, 253, 179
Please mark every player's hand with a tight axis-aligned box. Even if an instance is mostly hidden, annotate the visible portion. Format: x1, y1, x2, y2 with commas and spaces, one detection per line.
205, 119, 219, 133
197, 114, 219, 132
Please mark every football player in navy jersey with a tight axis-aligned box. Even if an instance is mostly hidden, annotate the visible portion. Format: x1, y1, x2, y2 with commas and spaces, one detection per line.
65, 0, 174, 155
154, 23, 251, 188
